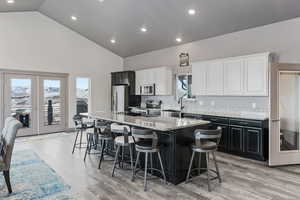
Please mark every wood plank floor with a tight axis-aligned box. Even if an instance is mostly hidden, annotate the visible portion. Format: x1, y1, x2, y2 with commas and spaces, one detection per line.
13, 132, 300, 200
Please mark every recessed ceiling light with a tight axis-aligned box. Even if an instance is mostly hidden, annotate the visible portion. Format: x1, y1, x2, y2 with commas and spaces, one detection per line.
140, 27, 147, 32
188, 9, 196, 15
7, 0, 14, 4
71, 16, 77, 21
99, 0, 104, 2
110, 39, 116, 44
176, 38, 182, 43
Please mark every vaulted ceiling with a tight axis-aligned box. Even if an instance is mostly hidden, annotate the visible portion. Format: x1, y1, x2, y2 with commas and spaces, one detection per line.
1, 0, 300, 57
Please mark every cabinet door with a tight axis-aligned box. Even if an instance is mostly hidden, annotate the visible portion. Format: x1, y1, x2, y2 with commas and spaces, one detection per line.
244, 128, 263, 158
229, 126, 244, 153
155, 67, 173, 95
224, 58, 244, 95
206, 61, 224, 95
244, 55, 268, 96
191, 62, 207, 95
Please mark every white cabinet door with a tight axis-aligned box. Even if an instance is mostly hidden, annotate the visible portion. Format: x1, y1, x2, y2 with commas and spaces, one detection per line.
155, 67, 173, 95
206, 61, 224, 95
191, 61, 207, 95
224, 58, 244, 95
244, 55, 268, 96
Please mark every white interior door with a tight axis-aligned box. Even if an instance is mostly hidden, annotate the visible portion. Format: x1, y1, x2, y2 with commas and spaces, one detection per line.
4, 73, 38, 136
38, 76, 67, 134
269, 63, 300, 166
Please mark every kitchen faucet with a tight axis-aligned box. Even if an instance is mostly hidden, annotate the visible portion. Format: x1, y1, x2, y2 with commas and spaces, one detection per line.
178, 93, 187, 118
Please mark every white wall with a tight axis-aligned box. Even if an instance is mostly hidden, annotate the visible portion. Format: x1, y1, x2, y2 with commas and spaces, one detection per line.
124, 17, 300, 70
0, 12, 123, 127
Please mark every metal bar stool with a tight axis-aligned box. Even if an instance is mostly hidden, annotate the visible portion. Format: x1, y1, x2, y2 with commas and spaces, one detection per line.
84, 120, 110, 161
111, 124, 134, 177
72, 114, 94, 154
185, 127, 222, 192
131, 127, 166, 191
96, 121, 114, 169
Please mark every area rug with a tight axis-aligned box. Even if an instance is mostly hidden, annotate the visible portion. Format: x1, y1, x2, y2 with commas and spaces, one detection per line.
0, 149, 75, 200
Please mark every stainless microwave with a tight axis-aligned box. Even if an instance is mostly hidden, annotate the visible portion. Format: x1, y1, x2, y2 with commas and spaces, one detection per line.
140, 84, 155, 95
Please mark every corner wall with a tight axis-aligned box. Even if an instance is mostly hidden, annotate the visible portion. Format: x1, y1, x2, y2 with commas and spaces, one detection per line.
0, 12, 123, 127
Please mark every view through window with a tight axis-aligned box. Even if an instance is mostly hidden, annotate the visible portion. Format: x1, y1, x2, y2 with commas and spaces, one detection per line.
76, 77, 90, 114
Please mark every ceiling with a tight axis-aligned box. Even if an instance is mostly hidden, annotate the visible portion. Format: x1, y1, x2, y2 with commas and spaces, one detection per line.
1, 0, 300, 57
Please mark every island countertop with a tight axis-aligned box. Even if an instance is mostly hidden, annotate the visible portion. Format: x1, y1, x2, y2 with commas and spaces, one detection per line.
81, 111, 209, 131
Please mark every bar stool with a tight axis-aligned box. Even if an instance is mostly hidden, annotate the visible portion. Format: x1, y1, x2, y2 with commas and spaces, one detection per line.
111, 124, 134, 177
72, 114, 94, 154
131, 127, 166, 191
96, 121, 114, 169
185, 127, 222, 192
84, 120, 110, 161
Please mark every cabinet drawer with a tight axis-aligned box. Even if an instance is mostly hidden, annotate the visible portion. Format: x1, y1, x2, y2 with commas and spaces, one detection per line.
202, 115, 229, 125
230, 119, 262, 128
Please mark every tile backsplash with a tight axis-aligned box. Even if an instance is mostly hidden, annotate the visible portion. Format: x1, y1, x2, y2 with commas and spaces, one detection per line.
142, 96, 269, 114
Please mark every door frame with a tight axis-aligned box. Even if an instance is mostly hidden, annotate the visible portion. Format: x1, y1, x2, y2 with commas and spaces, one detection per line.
38, 76, 68, 134
4, 73, 38, 137
269, 63, 300, 166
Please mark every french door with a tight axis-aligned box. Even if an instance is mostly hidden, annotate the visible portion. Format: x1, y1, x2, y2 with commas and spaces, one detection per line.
39, 77, 67, 134
4, 74, 38, 136
269, 63, 300, 166
3, 72, 67, 136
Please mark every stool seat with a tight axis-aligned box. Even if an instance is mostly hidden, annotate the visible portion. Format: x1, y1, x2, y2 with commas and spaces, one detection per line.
114, 136, 135, 145
135, 141, 157, 151
111, 123, 131, 133
192, 141, 217, 151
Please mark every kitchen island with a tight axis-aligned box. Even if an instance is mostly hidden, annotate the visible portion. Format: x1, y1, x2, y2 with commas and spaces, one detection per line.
83, 111, 210, 184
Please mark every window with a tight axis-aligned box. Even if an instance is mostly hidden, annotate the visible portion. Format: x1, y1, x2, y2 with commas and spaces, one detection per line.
76, 77, 90, 114
176, 74, 194, 100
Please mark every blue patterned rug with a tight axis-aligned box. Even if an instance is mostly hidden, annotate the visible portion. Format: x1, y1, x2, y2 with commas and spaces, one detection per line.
0, 150, 75, 200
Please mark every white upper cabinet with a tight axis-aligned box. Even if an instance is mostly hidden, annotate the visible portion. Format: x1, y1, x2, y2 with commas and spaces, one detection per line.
206, 61, 224, 95
135, 67, 173, 95
191, 52, 270, 96
191, 61, 207, 95
244, 55, 269, 96
224, 58, 244, 95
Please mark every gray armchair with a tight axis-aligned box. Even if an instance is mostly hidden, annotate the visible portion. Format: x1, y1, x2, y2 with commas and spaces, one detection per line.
0, 117, 22, 193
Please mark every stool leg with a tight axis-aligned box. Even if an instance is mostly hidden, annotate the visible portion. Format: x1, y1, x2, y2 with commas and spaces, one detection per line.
158, 151, 167, 184
72, 130, 79, 154
132, 151, 140, 181
84, 133, 91, 162
144, 152, 148, 191
150, 152, 153, 177
198, 152, 202, 175
206, 152, 211, 192
212, 151, 222, 183
112, 145, 121, 177
129, 144, 134, 170
185, 151, 195, 183
79, 130, 84, 148
98, 140, 105, 169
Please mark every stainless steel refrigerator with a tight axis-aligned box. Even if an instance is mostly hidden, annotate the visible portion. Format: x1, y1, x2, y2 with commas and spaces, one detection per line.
111, 85, 129, 113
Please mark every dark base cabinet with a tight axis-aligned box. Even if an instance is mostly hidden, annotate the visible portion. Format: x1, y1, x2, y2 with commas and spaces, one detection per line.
182, 113, 269, 161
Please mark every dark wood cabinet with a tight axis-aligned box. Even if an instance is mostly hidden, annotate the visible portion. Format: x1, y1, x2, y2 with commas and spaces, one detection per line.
182, 113, 268, 161
229, 126, 244, 153
111, 71, 136, 95
244, 128, 263, 158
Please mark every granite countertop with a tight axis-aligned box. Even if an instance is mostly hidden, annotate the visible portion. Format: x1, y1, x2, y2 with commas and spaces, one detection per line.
82, 112, 210, 131
183, 111, 268, 120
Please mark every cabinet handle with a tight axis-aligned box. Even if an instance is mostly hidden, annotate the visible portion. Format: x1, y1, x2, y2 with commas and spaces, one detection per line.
239, 122, 249, 125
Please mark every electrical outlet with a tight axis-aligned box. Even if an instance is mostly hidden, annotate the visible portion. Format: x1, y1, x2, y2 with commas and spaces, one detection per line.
199, 101, 203, 106
252, 103, 257, 109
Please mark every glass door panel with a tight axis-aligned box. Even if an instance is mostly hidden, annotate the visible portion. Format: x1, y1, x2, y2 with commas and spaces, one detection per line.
39, 77, 66, 134
4, 74, 37, 136
279, 72, 300, 151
